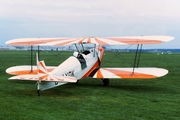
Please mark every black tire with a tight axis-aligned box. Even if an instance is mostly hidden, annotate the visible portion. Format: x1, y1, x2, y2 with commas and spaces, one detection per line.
76, 80, 79, 84
37, 90, 40, 97
73, 80, 79, 84
102, 78, 109, 86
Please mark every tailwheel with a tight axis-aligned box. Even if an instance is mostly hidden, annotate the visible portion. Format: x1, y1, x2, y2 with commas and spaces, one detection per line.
75, 80, 79, 84
73, 80, 79, 84
37, 82, 41, 96
102, 78, 109, 86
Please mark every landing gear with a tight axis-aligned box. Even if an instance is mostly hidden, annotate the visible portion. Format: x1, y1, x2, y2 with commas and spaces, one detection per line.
75, 80, 79, 84
101, 78, 109, 86
73, 80, 79, 85
37, 90, 40, 97
37, 82, 41, 96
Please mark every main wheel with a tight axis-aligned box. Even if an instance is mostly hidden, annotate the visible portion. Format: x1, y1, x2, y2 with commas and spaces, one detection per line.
37, 90, 40, 97
102, 78, 109, 86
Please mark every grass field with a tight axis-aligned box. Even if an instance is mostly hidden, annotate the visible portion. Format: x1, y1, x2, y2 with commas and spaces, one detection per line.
0, 50, 180, 120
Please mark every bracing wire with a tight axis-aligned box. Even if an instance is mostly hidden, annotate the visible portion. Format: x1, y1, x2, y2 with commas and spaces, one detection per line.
103, 44, 135, 67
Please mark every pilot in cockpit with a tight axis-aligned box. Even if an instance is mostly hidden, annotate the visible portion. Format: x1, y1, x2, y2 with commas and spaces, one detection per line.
73, 51, 85, 63
73, 51, 79, 58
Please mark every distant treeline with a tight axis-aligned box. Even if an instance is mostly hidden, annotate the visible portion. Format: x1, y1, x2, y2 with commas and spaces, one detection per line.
142, 49, 180, 53
108, 49, 180, 53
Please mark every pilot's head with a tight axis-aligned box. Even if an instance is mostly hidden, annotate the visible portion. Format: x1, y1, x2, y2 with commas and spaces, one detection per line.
73, 51, 79, 57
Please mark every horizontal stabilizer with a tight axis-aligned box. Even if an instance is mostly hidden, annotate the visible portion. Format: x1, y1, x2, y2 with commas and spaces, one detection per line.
93, 68, 168, 79
6, 65, 56, 75
9, 74, 77, 83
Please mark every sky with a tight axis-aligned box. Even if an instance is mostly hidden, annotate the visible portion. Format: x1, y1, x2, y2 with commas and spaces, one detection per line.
0, 0, 180, 48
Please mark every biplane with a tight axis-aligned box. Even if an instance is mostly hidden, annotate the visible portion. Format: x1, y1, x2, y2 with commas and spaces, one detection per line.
6, 36, 174, 96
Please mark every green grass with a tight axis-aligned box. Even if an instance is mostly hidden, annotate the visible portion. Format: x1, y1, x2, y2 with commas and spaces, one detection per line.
0, 50, 180, 120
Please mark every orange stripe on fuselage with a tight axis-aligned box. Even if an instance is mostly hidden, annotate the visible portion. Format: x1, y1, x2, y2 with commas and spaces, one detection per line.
82, 47, 105, 78
104, 69, 157, 78
81, 47, 105, 78
82, 60, 100, 78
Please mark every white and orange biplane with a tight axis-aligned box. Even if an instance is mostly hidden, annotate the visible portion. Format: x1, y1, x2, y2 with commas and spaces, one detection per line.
6, 36, 174, 96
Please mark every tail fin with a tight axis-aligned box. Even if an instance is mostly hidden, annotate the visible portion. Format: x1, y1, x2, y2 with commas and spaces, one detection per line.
35, 53, 77, 92
8, 53, 77, 93
36, 53, 50, 81
36, 53, 77, 82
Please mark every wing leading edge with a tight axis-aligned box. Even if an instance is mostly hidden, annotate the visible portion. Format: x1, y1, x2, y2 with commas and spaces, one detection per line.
6, 36, 174, 46
92, 68, 168, 79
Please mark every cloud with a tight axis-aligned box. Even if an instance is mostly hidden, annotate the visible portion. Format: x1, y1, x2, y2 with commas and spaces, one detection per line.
0, 0, 180, 48
1, 0, 180, 23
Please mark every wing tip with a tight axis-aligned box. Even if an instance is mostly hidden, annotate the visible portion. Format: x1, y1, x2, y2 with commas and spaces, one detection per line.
156, 68, 169, 77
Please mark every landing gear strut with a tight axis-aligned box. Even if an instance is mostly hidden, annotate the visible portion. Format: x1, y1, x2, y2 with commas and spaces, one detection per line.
101, 78, 109, 86
37, 82, 41, 97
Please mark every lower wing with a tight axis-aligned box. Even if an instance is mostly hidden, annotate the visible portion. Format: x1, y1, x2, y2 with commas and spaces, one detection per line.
6, 65, 56, 75
92, 68, 168, 79
6, 64, 77, 83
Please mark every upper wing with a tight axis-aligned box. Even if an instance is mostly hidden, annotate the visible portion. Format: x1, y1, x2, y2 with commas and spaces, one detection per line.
92, 68, 168, 79
6, 36, 174, 46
